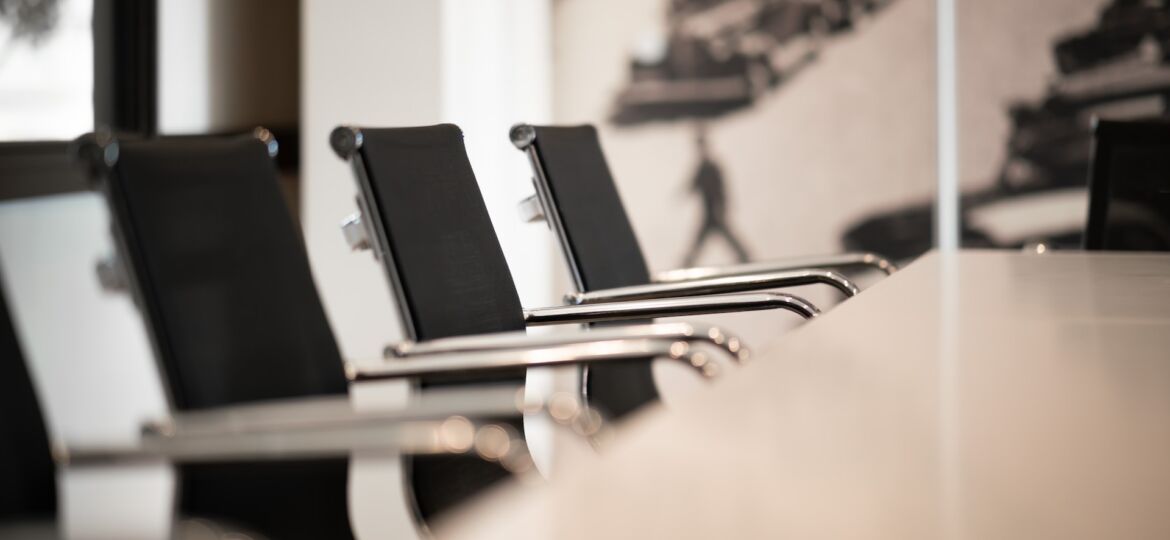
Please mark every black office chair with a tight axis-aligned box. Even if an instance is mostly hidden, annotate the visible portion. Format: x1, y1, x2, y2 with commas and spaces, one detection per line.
82, 129, 702, 531
1085, 119, 1170, 251
88, 130, 358, 538
331, 124, 821, 419
508, 124, 896, 296
504, 124, 890, 415
0, 287, 57, 540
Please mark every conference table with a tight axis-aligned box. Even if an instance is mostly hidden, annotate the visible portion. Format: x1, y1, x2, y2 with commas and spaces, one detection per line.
439, 249, 1170, 539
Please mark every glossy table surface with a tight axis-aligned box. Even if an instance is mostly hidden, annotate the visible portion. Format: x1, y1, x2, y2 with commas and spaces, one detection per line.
440, 250, 1170, 539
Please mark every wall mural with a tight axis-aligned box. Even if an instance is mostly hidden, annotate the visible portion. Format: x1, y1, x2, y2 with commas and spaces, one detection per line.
845, 0, 1170, 258
600, 0, 1166, 265
608, 0, 898, 266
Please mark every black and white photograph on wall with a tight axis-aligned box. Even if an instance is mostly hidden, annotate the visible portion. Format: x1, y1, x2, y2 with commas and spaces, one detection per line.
561, 0, 1170, 270
848, 0, 1170, 257
556, 0, 934, 283
611, 0, 897, 125
608, 0, 899, 267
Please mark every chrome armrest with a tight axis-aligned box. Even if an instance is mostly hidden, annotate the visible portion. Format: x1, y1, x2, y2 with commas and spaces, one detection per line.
389, 321, 750, 364
57, 396, 533, 472
59, 390, 615, 477
525, 292, 819, 324
569, 269, 859, 304
349, 338, 719, 382
654, 252, 897, 282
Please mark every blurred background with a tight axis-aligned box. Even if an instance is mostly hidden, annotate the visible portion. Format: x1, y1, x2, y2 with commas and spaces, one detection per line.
2, 0, 1167, 536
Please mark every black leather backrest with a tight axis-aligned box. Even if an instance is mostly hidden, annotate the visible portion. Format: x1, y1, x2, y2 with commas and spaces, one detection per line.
106, 135, 348, 410
355, 125, 526, 340
529, 125, 651, 291
0, 286, 56, 522
1085, 119, 1170, 251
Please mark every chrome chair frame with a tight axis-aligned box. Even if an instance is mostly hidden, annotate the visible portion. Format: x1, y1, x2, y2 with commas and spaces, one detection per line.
58, 397, 533, 471
58, 383, 617, 471
508, 123, 896, 305
352, 337, 721, 381
389, 321, 751, 363
56, 386, 617, 536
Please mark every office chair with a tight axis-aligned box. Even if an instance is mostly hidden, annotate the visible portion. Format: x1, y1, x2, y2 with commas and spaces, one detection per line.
1085, 119, 1170, 251
82, 130, 367, 538
331, 124, 821, 420
80, 129, 703, 532
0, 287, 57, 540
504, 123, 890, 414
508, 123, 896, 299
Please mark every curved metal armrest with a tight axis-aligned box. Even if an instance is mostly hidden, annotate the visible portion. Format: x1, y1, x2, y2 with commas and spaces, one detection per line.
60, 391, 613, 477
349, 338, 718, 382
654, 252, 897, 282
526, 292, 819, 324
57, 396, 532, 471
568, 269, 859, 303
389, 322, 750, 364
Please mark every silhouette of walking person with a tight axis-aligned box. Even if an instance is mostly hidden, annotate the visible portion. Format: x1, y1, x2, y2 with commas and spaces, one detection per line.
682, 126, 751, 267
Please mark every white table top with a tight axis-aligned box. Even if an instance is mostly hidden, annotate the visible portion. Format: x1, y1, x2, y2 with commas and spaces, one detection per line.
439, 250, 1170, 539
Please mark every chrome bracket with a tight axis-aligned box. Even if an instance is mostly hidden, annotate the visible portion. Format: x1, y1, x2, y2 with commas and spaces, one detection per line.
518, 193, 546, 223
95, 253, 128, 293
340, 211, 371, 252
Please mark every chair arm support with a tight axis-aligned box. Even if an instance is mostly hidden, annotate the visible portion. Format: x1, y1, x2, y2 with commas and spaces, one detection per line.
654, 252, 897, 282
388, 322, 750, 364
56, 396, 531, 469
526, 292, 819, 324
349, 338, 718, 382
570, 269, 859, 303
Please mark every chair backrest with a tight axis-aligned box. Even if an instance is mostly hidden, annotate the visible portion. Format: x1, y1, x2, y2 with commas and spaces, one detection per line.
99, 133, 348, 410
92, 132, 354, 539
508, 125, 661, 419
333, 124, 526, 341
512, 124, 652, 291
1085, 119, 1170, 251
331, 124, 526, 520
0, 287, 56, 524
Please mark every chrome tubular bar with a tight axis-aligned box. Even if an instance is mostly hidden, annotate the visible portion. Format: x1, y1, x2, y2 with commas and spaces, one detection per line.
60, 413, 527, 470
527, 293, 820, 324
58, 395, 518, 463
62, 417, 534, 476
57, 390, 607, 474
568, 269, 860, 303
389, 322, 751, 364
654, 252, 898, 282
349, 338, 720, 382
